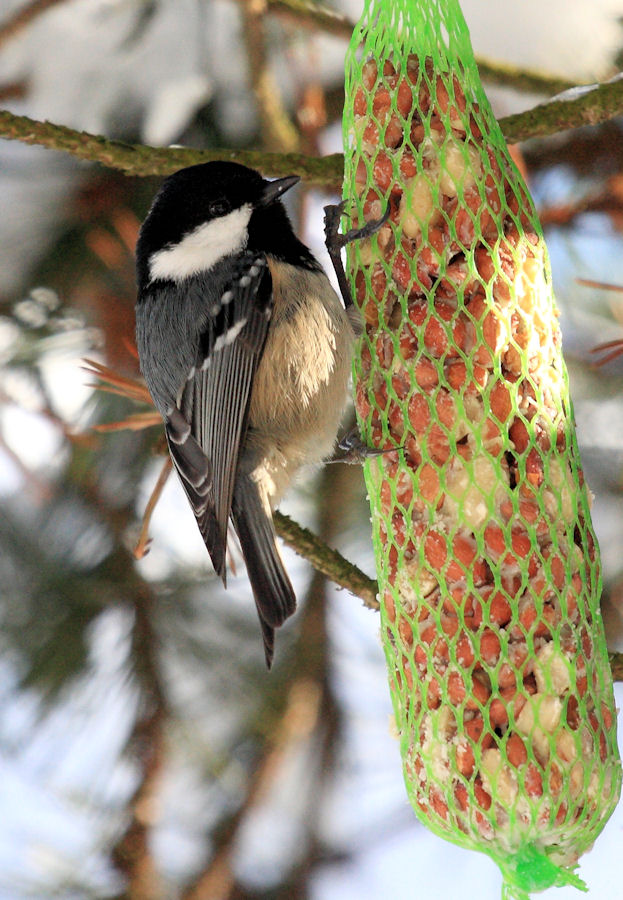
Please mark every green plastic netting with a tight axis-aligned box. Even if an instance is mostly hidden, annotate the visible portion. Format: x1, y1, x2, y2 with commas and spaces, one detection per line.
341, 1, 622, 897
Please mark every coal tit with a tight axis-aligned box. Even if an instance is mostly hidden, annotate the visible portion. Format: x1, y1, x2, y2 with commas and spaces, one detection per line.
135, 161, 357, 667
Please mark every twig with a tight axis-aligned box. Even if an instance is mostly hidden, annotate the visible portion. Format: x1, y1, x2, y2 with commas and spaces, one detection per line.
274, 510, 379, 610
577, 278, 623, 293
589, 341, 623, 366
182, 675, 324, 900
183, 681, 301, 897
133, 457, 173, 559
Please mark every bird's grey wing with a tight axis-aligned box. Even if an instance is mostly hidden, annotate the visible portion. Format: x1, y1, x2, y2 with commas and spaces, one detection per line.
165, 252, 272, 582
162, 252, 296, 665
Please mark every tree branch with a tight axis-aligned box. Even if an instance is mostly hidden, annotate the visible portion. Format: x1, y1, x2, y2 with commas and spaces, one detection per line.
275, 506, 623, 683
264, 0, 354, 38
0, 109, 344, 183
265, 0, 577, 96
274, 510, 379, 610
3, 78, 623, 185
499, 79, 623, 143
473, 57, 574, 97
0, 0, 588, 103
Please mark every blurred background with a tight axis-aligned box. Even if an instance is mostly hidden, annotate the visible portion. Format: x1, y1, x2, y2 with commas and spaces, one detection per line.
1, 1, 623, 898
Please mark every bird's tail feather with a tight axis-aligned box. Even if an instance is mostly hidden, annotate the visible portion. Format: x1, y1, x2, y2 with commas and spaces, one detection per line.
231, 474, 296, 667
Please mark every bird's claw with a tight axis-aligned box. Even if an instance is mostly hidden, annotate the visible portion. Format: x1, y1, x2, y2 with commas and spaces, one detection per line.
323, 200, 390, 253
329, 426, 394, 465
323, 201, 390, 308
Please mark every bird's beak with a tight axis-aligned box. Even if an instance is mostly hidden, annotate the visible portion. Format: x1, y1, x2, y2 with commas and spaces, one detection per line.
260, 174, 300, 206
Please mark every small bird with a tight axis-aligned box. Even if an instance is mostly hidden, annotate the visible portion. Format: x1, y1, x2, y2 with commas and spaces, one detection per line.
135, 161, 358, 666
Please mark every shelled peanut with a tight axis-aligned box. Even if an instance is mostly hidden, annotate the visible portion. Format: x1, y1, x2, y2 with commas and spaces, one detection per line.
347, 53, 620, 870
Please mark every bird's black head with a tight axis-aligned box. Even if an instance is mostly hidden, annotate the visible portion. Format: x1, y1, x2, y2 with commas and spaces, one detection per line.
136, 161, 318, 291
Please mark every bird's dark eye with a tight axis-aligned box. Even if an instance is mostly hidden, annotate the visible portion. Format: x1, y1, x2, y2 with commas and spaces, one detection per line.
208, 198, 229, 217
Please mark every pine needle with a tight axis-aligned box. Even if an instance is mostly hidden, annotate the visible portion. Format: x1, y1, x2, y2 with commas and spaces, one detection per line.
82, 358, 153, 405
93, 411, 162, 432
589, 339, 623, 365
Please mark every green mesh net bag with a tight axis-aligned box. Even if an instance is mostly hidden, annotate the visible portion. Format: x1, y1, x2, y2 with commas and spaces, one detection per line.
341, 0, 621, 896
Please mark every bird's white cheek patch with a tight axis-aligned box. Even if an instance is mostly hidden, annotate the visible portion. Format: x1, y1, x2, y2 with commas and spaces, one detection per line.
149, 205, 252, 282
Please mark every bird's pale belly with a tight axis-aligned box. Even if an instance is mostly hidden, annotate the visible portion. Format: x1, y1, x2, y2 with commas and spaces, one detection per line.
246, 263, 355, 505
